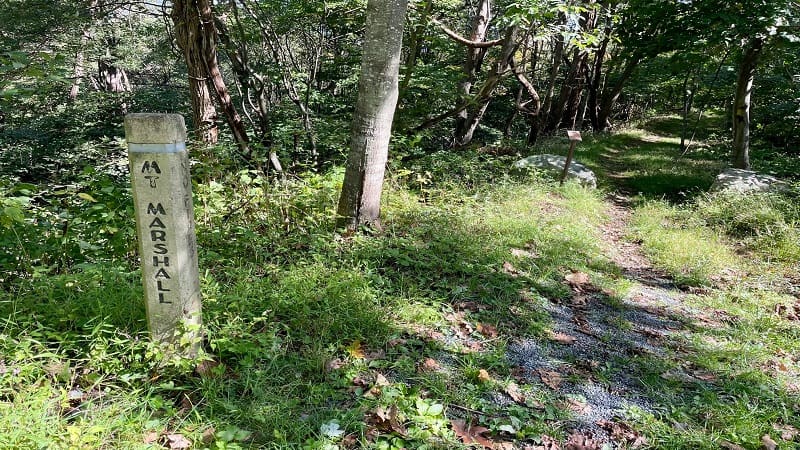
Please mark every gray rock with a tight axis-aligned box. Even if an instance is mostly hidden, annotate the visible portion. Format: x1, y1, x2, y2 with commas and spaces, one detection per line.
513, 154, 597, 188
710, 168, 789, 193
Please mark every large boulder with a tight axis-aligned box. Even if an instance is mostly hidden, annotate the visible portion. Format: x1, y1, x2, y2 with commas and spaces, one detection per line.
513, 154, 597, 189
710, 168, 789, 193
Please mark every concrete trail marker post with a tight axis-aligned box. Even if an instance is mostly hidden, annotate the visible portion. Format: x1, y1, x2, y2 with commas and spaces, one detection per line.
125, 113, 202, 356
560, 130, 582, 186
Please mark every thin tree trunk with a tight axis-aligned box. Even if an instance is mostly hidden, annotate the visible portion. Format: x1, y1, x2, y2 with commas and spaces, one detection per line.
453, 26, 518, 147
596, 54, 640, 132
399, 0, 433, 96
528, 34, 563, 144
454, 0, 492, 141
732, 37, 764, 170
336, 0, 408, 230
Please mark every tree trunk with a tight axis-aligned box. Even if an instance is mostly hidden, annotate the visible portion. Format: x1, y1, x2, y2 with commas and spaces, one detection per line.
596, 54, 640, 132
454, 0, 492, 141
172, 0, 219, 144
453, 26, 517, 147
399, 0, 433, 96
336, 0, 408, 231
732, 37, 763, 170
528, 34, 563, 145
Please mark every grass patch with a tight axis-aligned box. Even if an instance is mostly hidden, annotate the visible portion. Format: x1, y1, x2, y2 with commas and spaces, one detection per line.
630, 202, 739, 286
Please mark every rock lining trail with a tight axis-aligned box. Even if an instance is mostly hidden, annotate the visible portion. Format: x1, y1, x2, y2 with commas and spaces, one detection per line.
508, 194, 697, 446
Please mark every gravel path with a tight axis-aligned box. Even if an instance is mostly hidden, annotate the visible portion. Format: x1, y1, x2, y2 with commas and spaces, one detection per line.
508, 194, 694, 446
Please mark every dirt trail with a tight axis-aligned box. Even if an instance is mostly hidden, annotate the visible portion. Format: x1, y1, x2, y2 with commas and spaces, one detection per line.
509, 194, 695, 445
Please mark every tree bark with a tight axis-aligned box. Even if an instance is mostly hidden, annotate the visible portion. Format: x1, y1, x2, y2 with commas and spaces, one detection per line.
454, 0, 492, 142
336, 0, 408, 231
453, 26, 517, 147
732, 37, 764, 170
528, 34, 564, 145
172, 0, 219, 144
596, 54, 640, 132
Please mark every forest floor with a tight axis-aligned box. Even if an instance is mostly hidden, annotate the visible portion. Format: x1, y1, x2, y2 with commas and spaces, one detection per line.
1, 116, 799, 449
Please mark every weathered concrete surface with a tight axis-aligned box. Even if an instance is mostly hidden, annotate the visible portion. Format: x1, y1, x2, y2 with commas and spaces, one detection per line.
513, 154, 597, 189
126, 114, 202, 354
710, 168, 789, 193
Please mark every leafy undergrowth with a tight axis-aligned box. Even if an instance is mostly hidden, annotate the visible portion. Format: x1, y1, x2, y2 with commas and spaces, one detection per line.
1, 121, 800, 449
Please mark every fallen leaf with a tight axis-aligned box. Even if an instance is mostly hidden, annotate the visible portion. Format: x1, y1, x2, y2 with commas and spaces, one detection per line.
325, 358, 345, 372
510, 366, 528, 382
387, 338, 407, 347
374, 373, 390, 387
365, 404, 407, 437
195, 358, 221, 378
477, 369, 493, 383
166, 433, 191, 450
761, 434, 777, 450
365, 349, 386, 361
494, 442, 516, 450
201, 427, 216, 444
511, 248, 538, 258
523, 434, 560, 450
503, 261, 520, 277
504, 382, 526, 404
341, 433, 358, 448
143, 431, 159, 444
419, 358, 441, 373
456, 301, 487, 312
550, 331, 576, 345
773, 423, 799, 441
537, 369, 563, 390
451, 419, 494, 449
720, 441, 746, 450
565, 271, 590, 286
562, 397, 588, 414
564, 432, 601, 450
477, 322, 498, 338
597, 420, 646, 448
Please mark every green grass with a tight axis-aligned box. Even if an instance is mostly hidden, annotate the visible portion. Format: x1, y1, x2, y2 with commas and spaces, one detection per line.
1, 116, 799, 449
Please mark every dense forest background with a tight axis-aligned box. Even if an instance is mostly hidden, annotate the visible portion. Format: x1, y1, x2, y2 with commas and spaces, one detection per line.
1, 1, 800, 449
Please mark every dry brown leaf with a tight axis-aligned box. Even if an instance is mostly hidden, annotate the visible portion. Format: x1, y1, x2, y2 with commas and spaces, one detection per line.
550, 331, 576, 345
597, 420, 646, 448
510, 366, 528, 382
195, 358, 221, 378
374, 373, 390, 387
387, 338, 407, 347
563, 397, 588, 414
504, 382, 526, 404
477, 322, 499, 338
419, 358, 441, 373
451, 419, 495, 449
720, 441, 746, 450
477, 369, 493, 383
341, 433, 358, 448
456, 301, 486, 312
522, 435, 560, 450
503, 261, 520, 277
761, 434, 777, 450
564, 432, 601, 450
365, 404, 407, 437
143, 431, 159, 444
494, 442, 516, 450
325, 358, 345, 372
166, 433, 191, 450
773, 423, 799, 441
537, 369, 563, 390
201, 427, 216, 445
565, 271, 590, 286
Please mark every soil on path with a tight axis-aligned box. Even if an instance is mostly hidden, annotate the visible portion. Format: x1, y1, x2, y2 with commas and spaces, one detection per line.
508, 194, 696, 447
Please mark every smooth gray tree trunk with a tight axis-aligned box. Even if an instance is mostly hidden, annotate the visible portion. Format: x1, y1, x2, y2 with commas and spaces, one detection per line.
336, 0, 408, 230
732, 37, 763, 170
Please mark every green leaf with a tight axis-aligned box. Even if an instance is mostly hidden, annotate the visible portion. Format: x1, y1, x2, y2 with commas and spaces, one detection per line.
77, 192, 97, 202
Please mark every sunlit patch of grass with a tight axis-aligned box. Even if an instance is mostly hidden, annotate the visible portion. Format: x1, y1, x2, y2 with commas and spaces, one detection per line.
630, 202, 739, 286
